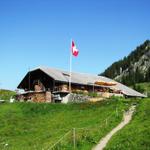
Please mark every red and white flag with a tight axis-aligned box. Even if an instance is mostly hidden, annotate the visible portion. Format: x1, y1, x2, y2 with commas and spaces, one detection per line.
71, 40, 79, 57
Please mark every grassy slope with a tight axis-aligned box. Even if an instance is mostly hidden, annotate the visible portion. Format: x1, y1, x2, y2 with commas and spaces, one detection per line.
136, 82, 150, 90
136, 82, 150, 96
0, 98, 130, 150
105, 98, 150, 150
0, 89, 16, 101
131, 82, 150, 97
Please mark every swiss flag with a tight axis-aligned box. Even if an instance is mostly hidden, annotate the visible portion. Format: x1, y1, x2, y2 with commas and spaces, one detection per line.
71, 40, 79, 57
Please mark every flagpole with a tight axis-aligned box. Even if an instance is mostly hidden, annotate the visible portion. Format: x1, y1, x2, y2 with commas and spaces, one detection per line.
28, 67, 30, 91
69, 39, 72, 93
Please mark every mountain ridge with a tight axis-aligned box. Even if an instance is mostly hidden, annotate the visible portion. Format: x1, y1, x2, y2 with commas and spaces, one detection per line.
100, 40, 150, 86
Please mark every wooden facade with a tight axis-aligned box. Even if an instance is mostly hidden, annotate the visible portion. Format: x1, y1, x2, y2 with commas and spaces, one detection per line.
17, 67, 145, 102
17, 69, 120, 102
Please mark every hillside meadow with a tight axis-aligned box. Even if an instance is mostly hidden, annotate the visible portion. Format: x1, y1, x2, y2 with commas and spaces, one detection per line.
105, 98, 150, 150
0, 90, 16, 101
133, 82, 150, 97
0, 97, 131, 150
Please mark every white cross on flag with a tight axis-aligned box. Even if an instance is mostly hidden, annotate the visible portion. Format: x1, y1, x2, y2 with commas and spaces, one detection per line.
71, 40, 79, 57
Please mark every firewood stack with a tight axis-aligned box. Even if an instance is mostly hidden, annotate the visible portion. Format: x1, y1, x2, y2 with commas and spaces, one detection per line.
32, 92, 46, 102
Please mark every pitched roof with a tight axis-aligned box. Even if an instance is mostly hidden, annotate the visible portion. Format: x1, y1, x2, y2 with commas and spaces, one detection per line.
30, 66, 146, 98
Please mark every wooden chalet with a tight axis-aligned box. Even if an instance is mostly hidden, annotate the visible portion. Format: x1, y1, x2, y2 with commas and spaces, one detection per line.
17, 67, 146, 103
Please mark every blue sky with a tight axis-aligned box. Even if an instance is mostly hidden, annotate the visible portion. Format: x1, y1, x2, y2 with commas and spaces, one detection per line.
0, 0, 150, 90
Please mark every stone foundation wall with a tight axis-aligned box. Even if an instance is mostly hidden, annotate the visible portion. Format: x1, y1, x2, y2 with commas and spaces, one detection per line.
65, 93, 90, 103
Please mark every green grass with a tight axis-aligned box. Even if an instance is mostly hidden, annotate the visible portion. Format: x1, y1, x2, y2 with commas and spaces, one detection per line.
0, 97, 131, 150
105, 98, 150, 150
133, 82, 150, 97
0, 89, 16, 101
136, 82, 150, 91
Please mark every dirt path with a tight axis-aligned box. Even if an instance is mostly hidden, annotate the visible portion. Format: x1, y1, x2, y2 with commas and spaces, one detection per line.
92, 105, 136, 150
